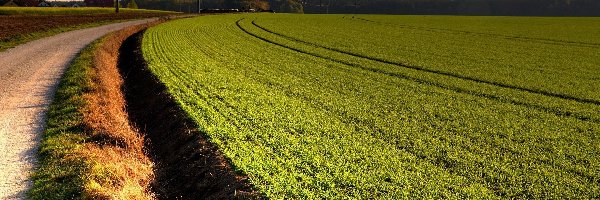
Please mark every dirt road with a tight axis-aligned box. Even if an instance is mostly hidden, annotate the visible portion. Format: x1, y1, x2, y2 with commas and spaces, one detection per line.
0, 18, 156, 199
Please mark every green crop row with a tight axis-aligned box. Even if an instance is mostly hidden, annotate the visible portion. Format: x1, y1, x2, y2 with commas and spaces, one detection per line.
254, 14, 600, 103
142, 14, 600, 199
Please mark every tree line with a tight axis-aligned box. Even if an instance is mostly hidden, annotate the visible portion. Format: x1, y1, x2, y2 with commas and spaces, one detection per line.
302, 0, 600, 16
135, 0, 303, 13
134, 0, 599, 16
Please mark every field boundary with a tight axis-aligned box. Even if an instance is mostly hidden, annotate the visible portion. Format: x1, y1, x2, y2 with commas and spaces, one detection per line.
0, 12, 177, 52
235, 18, 598, 123
28, 22, 161, 199
119, 30, 260, 199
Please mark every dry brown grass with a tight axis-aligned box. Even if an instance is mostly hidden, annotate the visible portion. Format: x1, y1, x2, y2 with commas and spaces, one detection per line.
77, 22, 162, 199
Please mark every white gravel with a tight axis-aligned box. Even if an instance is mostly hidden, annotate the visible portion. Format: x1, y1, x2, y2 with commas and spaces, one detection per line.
0, 18, 156, 199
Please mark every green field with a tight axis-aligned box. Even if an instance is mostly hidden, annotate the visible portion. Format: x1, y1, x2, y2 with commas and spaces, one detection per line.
142, 14, 600, 198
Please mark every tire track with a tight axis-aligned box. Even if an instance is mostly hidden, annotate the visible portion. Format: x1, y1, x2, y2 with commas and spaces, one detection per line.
234, 18, 599, 191
235, 18, 598, 124
250, 20, 600, 106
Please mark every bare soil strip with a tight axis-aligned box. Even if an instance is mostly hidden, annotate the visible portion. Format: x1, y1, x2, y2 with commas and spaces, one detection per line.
0, 18, 155, 200
0, 13, 169, 44
118, 31, 260, 199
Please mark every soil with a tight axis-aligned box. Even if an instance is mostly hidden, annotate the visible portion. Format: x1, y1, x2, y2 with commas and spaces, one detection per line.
0, 13, 169, 43
118, 31, 261, 199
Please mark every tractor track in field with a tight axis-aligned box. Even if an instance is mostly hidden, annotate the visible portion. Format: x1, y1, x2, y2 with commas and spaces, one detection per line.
235, 18, 599, 124
233, 18, 600, 192
352, 17, 600, 48
236, 18, 600, 187
0, 18, 157, 200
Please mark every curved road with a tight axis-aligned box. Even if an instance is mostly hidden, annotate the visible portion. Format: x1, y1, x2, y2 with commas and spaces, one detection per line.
0, 18, 155, 199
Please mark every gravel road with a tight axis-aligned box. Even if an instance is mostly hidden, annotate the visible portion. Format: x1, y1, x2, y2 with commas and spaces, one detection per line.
0, 18, 156, 199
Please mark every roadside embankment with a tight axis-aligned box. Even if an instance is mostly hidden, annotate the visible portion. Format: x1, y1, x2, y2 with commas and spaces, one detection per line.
119, 29, 259, 199
29, 22, 161, 199
30, 16, 260, 199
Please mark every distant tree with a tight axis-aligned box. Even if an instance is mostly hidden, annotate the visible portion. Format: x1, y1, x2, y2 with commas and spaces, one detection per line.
208, 0, 226, 8
132, 0, 269, 12
14, 0, 38, 7
127, 0, 138, 8
84, 0, 113, 7
132, 0, 600, 16
273, 0, 303, 13
238, 0, 269, 10
298, 0, 600, 16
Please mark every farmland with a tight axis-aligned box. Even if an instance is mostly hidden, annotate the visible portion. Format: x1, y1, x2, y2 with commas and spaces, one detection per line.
0, 8, 176, 51
142, 14, 600, 198
0, 7, 174, 15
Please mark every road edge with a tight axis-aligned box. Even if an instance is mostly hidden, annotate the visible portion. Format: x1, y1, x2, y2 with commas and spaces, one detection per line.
28, 21, 162, 200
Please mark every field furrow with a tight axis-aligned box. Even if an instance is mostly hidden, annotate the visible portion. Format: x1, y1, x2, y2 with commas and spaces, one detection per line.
250, 19, 600, 107
238, 18, 600, 123
254, 15, 600, 102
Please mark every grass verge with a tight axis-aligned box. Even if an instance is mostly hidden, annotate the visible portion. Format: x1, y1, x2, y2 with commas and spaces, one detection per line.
28, 22, 160, 199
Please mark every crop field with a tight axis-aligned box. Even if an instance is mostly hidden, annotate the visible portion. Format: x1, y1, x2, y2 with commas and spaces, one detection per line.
142, 14, 600, 198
